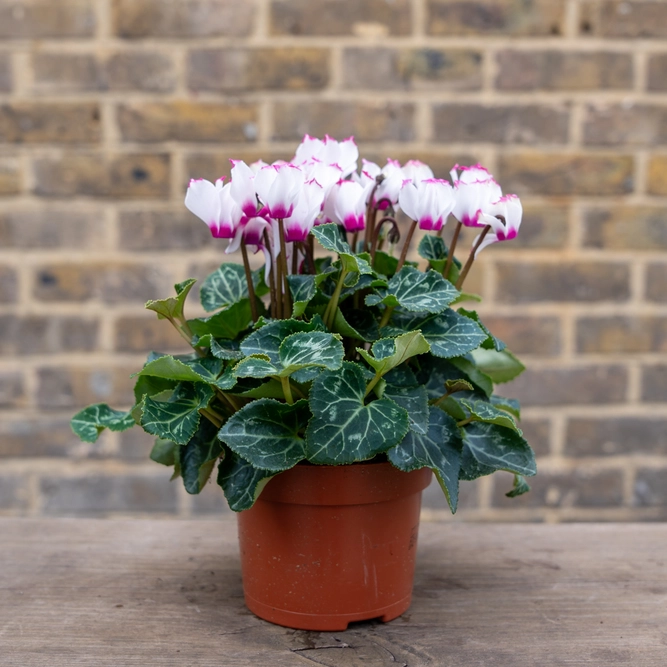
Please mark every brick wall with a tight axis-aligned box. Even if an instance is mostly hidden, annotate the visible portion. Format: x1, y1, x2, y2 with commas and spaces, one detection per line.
1, 0, 666, 521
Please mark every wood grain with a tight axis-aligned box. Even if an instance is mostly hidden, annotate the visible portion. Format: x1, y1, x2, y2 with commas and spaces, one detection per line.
1, 518, 666, 666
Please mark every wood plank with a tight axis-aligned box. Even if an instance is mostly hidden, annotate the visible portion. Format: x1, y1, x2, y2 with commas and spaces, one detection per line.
1, 518, 666, 666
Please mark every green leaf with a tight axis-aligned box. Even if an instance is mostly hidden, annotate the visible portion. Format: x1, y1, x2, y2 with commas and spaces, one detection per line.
459, 445, 496, 481
416, 356, 486, 402
178, 419, 223, 494
133, 374, 176, 405
234, 355, 279, 379
141, 383, 215, 445
372, 250, 399, 277
449, 356, 493, 398
230, 377, 286, 399
417, 235, 460, 279
71, 404, 135, 443
217, 452, 276, 512
366, 267, 458, 314
445, 379, 475, 394
461, 422, 536, 478
418, 234, 447, 262
386, 310, 487, 360
458, 398, 522, 434
194, 335, 243, 360
358, 331, 430, 379
134, 353, 234, 391
200, 264, 267, 312
305, 362, 410, 464
145, 278, 196, 321
240, 317, 324, 364
312, 223, 351, 255
218, 398, 310, 472
188, 299, 255, 340
332, 308, 379, 342
234, 332, 344, 379
279, 331, 344, 375
384, 383, 429, 435
451, 292, 482, 305
287, 274, 317, 318
311, 223, 373, 276
506, 474, 531, 498
150, 438, 177, 466
388, 408, 462, 513
470, 347, 525, 383
490, 395, 521, 420
458, 308, 506, 351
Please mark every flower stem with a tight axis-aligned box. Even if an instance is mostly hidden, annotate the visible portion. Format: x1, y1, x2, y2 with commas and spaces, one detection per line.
277, 219, 292, 317
370, 216, 400, 263
280, 376, 294, 404
240, 241, 259, 323
364, 373, 381, 398
199, 407, 223, 429
323, 267, 348, 330
396, 219, 418, 273
363, 177, 383, 252
263, 229, 278, 319
378, 304, 395, 330
456, 225, 491, 290
351, 230, 359, 253
442, 221, 462, 282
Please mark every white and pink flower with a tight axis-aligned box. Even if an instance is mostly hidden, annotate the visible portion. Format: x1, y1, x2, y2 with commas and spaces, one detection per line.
184, 178, 243, 239
253, 163, 304, 219
399, 178, 455, 232
474, 194, 523, 256
450, 164, 503, 228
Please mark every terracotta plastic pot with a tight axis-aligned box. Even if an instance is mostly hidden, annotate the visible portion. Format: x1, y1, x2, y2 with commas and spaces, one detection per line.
236, 461, 432, 631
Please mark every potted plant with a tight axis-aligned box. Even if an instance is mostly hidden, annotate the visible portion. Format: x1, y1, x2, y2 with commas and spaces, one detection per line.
71, 135, 536, 631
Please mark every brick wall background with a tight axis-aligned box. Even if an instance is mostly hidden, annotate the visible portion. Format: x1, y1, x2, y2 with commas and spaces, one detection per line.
1, 0, 666, 521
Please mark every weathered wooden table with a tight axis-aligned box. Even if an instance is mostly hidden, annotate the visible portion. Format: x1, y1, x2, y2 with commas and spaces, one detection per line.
1, 518, 666, 666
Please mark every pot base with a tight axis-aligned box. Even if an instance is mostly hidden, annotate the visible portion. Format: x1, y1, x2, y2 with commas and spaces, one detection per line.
244, 592, 412, 631
237, 463, 432, 631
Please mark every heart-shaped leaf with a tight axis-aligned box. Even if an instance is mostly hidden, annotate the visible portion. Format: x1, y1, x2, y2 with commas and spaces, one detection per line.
384, 383, 429, 435
458, 398, 521, 434
417, 235, 460, 280
490, 395, 521, 420
458, 308, 506, 351
358, 331, 430, 379
200, 264, 267, 312
470, 347, 525, 383
332, 308, 379, 342
145, 278, 197, 321
141, 383, 214, 445
217, 451, 276, 511
312, 222, 350, 255
218, 398, 310, 471
234, 355, 279, 379
305, 362, 410, 464
388, 407, 462, 513
70, 404, 135, 443
287, 274, 317, 318
366, 267, 458, 313
194, 335, 243, 360
188, 299, 255, 340
240, 317, 324, 364
506, 474, 531, 498
385, 310, 487, 359
150, 438, 177, 466
461, 422, 536, 478
312, 223, 373, 275
178, 419, 224, 494
279, 331, 344, 375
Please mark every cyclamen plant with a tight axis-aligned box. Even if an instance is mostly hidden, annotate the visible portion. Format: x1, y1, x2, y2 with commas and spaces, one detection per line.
71, 134, 536, 512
